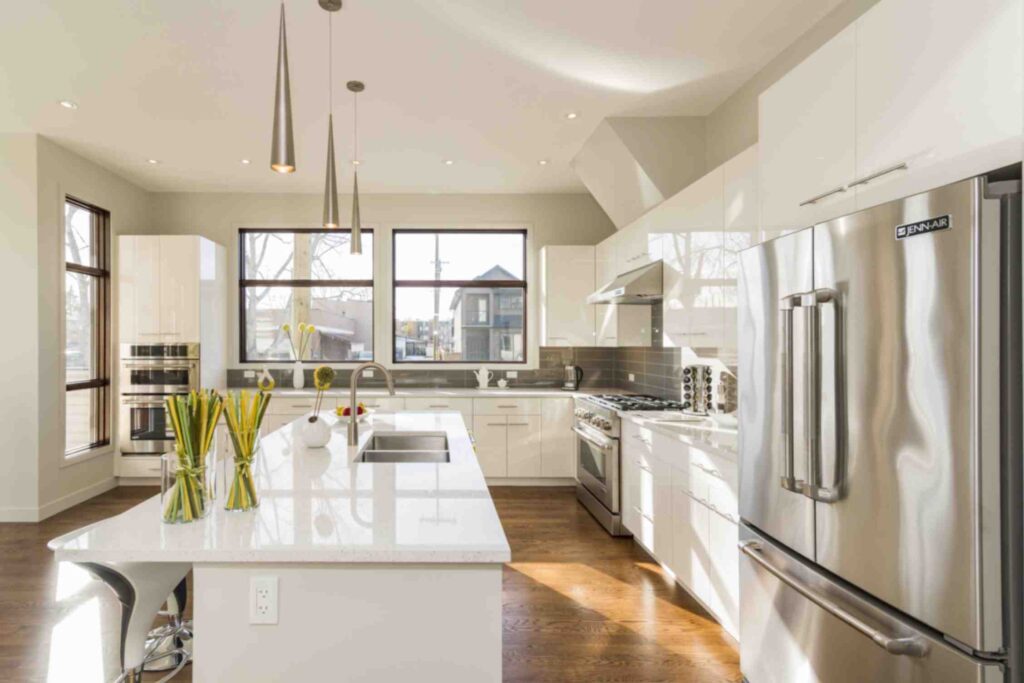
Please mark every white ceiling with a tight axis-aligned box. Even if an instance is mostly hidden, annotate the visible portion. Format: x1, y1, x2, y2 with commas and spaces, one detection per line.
1, 0, 840, 193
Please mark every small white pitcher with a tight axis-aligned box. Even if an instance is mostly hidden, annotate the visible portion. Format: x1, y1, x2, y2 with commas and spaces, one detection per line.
473, 367, 494, 389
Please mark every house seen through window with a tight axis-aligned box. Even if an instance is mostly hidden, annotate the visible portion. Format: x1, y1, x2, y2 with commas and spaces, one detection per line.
393, 230, 526, 363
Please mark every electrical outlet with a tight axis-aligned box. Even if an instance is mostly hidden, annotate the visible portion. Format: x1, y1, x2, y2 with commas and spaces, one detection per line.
628, 373, 635, 382
505, 371, 518, 379
243, 370, 256, 378
362, 368, 375, 378
250, 576, 278, 625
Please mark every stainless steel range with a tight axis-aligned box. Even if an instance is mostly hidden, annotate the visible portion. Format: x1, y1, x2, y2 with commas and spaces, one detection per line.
573, 394, 685, 536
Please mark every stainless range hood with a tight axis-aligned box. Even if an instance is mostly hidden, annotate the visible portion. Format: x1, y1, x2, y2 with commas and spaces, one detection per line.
587, 260, 663, 305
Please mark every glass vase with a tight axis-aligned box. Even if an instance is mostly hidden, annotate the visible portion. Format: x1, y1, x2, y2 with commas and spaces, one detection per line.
161, 445, 217, 524
225, 428, 261, 511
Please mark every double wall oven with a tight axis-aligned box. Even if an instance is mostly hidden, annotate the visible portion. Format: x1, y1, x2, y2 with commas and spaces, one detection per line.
119, 343, 199, 456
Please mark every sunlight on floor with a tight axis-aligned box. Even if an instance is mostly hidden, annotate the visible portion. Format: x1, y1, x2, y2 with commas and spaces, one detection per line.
54, 562, 94, 601
46, 596, 106, 683
509, 561, 735, 676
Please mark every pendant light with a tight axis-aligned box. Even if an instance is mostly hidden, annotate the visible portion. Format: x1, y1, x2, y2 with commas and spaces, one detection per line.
270, 2, 296, 173
321, 0, 341, 227
348, 80, 365, 254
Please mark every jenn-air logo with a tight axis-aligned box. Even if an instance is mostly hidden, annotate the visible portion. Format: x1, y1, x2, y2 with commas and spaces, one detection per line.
895, 215, 951, 240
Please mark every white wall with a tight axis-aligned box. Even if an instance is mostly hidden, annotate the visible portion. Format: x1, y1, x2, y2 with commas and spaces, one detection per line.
0, 134, 41, 520
146, 192, 615, 370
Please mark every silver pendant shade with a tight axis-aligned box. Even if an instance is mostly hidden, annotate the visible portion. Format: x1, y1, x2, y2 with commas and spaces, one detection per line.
321, 2, 341, 228
270, 3, 295, 174
348, 80, 365, 254
323, 115, 340, 227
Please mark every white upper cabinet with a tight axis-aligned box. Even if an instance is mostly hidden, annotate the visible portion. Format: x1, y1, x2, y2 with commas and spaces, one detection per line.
853, 0, 1023, 207
595, 231, 620, 289
158, 235, 200, 343
539, 246, 596, 347
759, 24, 857, 231
615, 220, 658, 274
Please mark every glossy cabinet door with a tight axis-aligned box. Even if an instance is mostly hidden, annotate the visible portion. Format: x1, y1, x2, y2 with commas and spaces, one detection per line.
471, 416, 507, 478
539, 246, 596, 347
854, 0, 1022, 207
721, 146, 760, 363
616, 220, 652, 273
539, 399, 575, 478
674, 466, 711, 602
404, 397, 472, 424
595, 231, 620, 289
118, 236, 138, 342
133, 235, 163, 338
158, 236, 200, 343
650, 452, 674, 561
707, 512, 739, 637
506, 416, 542, 477
759, 23, 856, 231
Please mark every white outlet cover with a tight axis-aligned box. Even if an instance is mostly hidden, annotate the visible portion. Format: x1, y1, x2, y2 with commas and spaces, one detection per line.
250, 576, 278, 625
505, 371, 518, 379
628, 373, 635, 382
362, 368, 375, 378
243, 370, 256, 378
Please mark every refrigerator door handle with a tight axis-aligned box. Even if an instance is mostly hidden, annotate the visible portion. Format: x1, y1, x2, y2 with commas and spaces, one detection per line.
800, 288, 842, 503
740, 540, 929, 658
779, 295, 805, 494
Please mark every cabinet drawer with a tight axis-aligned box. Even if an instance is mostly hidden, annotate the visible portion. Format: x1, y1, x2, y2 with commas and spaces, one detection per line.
473, 398, 540, 416
271, 398, 317, 415
708, 467, 739, 522
405, 397, 472, 421
118, 456, 162, 478
354, 397, 406, 412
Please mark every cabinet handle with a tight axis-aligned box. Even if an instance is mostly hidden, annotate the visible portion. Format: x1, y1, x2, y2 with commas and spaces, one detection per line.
799, 185, 847, 206
497, 404, 518, 409
428, 404, 450, 408
486, 423, 506, 427
508, 422, 529, 426
847, 162, 908, 188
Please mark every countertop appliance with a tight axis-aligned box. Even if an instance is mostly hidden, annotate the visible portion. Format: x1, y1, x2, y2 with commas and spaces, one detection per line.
737, 169, 1022, 682
562, 365, 583, 391
573, 394, 686, 536
119, 343, 200, 456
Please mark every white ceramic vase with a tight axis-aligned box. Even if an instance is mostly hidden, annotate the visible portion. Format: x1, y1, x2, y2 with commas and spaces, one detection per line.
301, 416, 331, 448
292, 362, 304, 389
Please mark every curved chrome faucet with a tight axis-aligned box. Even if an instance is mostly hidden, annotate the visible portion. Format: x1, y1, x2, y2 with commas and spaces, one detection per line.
348, 361, 395, 445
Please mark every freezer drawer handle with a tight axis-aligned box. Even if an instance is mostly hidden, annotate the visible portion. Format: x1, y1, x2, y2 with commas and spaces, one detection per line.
740, 541, 929, 658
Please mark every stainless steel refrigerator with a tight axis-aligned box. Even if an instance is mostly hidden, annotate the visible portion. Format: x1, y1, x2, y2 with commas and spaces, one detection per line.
737, 168, 1022, 682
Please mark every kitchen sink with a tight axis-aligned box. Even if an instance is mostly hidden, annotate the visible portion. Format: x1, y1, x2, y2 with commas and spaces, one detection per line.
356, 431, 450, 463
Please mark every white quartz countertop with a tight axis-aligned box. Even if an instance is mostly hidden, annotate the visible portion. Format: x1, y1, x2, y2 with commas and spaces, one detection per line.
621, 412, 739, 459
261, 387, 615, 398
50, 412, 511, 564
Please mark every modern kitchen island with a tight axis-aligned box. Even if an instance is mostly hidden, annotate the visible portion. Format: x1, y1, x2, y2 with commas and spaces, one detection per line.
50, 411, 511, 682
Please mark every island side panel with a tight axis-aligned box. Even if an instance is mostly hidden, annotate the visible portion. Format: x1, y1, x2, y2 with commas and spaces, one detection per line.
193, 562, 502, 683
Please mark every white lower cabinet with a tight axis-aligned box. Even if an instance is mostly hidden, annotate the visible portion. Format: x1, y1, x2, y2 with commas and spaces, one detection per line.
622, 421, 740, 638
507, 416, 542, 477
540, 398, 575, 477
471, 416, 509, 477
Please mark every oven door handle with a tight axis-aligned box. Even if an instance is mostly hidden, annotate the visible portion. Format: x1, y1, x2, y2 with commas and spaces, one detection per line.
123, 361, 197, 370
573, 425, 614, 450
122, 398, 170, 407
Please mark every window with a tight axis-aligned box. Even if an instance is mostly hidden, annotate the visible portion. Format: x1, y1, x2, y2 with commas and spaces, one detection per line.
64, 198, 110, 456
393, 230, 526, 363
239, 229, 374, 362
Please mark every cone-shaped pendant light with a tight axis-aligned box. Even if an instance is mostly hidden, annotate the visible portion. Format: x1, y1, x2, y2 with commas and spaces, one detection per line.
270, 3, 295, 173
323, 115, 340, 227
321, 3, 341, 228
348, 80, 365, 254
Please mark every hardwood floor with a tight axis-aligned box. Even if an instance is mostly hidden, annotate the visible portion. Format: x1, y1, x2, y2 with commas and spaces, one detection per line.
0, 486, 739, 682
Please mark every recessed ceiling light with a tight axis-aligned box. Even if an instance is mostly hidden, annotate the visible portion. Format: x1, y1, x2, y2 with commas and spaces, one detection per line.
538, 159, 549, 166
240, 159, 251, 165
565, 112, 578, 120
444, 159, 454, 166
147, 159, 160, 165
58, 100, 78, 110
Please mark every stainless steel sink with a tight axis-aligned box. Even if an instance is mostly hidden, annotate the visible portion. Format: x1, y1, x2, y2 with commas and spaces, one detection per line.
357, 431, 450, 463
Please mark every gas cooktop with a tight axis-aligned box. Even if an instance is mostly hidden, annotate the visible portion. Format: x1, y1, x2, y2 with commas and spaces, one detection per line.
584, 394, 687, 412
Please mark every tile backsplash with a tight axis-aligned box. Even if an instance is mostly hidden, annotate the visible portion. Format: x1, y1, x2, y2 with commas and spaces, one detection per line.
226, 344, 685, 398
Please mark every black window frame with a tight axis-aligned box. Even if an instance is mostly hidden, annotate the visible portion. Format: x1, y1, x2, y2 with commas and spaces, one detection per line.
391, 228, 528, 364
64, 197, 111, 456
238, 228, 375, 364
